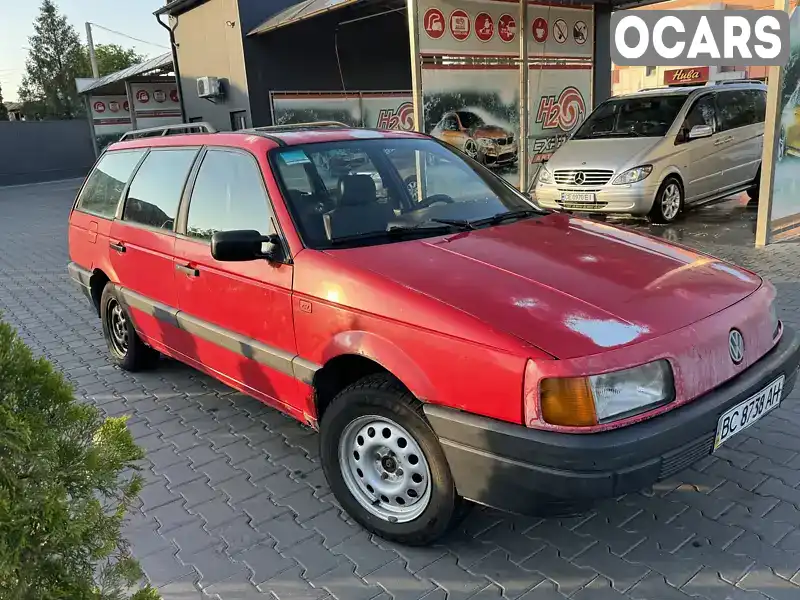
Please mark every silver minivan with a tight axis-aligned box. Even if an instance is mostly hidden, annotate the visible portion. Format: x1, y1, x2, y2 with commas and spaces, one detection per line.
534, 82, 775, 223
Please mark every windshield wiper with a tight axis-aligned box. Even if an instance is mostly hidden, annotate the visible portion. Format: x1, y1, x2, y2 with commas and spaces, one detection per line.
328, 223, 459, 246
427, 218, 475, 230
468, 209, 544, 227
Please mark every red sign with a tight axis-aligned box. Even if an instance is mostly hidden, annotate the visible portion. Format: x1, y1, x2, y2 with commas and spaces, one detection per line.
475, 13, 494, 42
449, 9, 470, 41
663, 67, 710, 85
136, 90, 150, 103
532, 17, 548, 43
109, 101, 120, 113
535, 87, 587, 132
170, 89, 179, 103
498, 14, 516, 43
93, 101, 106, 113
123, 100, 130, 112
423, 8, 445, 39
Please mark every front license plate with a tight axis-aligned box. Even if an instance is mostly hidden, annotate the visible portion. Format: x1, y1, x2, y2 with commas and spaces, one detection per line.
714, 376, 785, 450
561, 192, 596, 203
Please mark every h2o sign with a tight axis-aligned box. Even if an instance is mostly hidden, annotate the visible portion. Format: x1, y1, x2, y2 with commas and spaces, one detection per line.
611, 10, 790, 66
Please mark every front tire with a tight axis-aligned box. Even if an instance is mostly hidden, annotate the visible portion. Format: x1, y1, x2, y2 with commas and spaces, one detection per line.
320, 374, 467, 546
100, 284, 159, 371
648, 177, 683, 224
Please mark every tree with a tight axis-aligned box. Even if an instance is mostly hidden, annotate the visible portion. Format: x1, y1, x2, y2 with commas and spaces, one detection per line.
0, 316, 159, 600
0, 83, 8, 121
80, 44, 145, 78
18, 0, 85, 119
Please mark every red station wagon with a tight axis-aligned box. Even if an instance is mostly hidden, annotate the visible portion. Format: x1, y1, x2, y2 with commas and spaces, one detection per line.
68, 124, 800, 545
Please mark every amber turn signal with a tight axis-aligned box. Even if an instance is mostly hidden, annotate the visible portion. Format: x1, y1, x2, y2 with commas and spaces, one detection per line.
540, 377, 598, 427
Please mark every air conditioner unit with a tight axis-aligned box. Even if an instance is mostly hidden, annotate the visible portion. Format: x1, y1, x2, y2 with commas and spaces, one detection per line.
197, 76, 222, 99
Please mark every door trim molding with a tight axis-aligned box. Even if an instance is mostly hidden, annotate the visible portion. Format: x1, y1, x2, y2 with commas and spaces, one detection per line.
116, 285, 319, 384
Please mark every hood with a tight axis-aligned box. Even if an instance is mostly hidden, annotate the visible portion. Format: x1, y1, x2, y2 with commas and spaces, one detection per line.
325, 214, 761, 359
547, 137, 662, 172
471, 125, 510, 139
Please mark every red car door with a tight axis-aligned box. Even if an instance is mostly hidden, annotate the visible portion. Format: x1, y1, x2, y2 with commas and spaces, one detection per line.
69, 149, 147, 274
173, 147, 305, 420
109, 147, 200, 352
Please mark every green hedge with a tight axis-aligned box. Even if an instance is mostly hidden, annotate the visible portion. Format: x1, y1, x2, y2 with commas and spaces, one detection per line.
0, 317, 159, 600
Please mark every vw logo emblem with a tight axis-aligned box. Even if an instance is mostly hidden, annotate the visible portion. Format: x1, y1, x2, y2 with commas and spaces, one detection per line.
574, 171, 586, 185
729, 329, 744, 364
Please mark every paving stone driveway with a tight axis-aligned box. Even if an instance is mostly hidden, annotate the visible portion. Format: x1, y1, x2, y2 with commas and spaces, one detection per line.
3, 179, 800, 600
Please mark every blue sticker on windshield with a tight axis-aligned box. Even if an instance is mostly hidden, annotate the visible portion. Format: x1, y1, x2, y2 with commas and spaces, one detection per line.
280, 150, 311, 165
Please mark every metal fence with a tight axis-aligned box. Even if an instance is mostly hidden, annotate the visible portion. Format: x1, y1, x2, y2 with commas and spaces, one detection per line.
0, 120, 95, 187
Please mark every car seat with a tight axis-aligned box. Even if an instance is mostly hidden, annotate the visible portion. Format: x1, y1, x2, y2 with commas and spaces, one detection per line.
323, 175, 393, 240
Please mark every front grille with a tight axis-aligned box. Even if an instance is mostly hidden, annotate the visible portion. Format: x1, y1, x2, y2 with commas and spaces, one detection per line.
557, 201, 608, 210
495, 135, 514, 146
658, 434, 714, 480
554, 169, 614, 186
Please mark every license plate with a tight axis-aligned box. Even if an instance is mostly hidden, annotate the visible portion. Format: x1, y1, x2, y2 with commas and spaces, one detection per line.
714, 376, 784, 450
561, 192, 596, 203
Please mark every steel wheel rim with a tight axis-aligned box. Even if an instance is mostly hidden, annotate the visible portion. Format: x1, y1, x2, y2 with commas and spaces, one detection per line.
107, 299, 129, 355
661, 183, 681, 221
338, 415, 432, 523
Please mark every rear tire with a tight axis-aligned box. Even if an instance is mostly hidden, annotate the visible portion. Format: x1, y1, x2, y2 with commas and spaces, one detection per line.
320, 374, 469, 546
647, 177, 683, 224
100, 284, 160, 372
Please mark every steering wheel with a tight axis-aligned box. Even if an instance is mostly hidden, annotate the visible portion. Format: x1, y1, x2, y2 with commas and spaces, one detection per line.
291, 190, 333, 214
416, 194, 455, 209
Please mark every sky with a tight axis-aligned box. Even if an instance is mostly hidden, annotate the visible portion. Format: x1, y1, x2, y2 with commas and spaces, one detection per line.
0, 0, 168, 102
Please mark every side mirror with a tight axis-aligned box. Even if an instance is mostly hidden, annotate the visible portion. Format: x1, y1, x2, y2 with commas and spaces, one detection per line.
688, 124, 713, 140
211, 230, 283, 262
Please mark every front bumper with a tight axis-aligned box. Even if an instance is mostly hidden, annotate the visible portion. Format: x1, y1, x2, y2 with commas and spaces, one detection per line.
534, 180, 658, 215
424, 327, 800, 515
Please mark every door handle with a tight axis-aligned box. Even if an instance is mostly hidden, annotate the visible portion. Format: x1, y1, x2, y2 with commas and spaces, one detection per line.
176, 263, 200, 277
109, 242, 126, 253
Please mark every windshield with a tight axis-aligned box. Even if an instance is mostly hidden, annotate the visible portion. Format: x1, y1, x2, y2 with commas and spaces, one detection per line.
457, 112, 485, 128
270, 137, 540, 249
572, 94, 689, 140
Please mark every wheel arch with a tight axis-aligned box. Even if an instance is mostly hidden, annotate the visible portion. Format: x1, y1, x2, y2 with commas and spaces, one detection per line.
313, 332, 437, 421
89, 268, 111, 317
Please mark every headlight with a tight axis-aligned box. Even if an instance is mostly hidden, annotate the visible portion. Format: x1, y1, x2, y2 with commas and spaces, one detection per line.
537, 165, 554, 185
540, 360, 674, 426
612, 165, 653, 185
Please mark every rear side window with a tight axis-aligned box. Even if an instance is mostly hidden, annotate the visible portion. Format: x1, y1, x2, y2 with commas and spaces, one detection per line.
123, 148, 198, 231
75, 150, 145, 218
717, 90, 758, 131
752, 90, 767, 123
186, 149, 274, 240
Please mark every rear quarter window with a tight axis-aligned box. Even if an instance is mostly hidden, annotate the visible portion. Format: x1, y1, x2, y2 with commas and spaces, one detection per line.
75, 150, 146, 219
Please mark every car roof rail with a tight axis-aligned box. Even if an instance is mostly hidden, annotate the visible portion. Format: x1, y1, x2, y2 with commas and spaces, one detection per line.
119, 122, 217, 141
707, 79, 766, 86
249, 121, 350, 132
